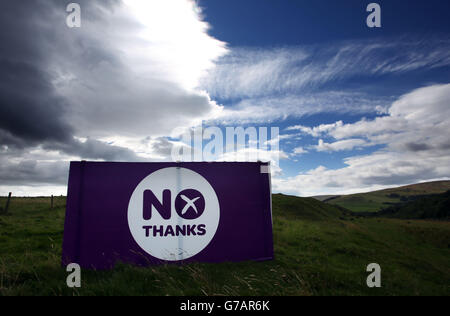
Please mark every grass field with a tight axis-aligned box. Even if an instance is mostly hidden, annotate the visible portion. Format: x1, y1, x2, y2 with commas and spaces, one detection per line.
325, 181, 450, 213
0, 194, 449, 296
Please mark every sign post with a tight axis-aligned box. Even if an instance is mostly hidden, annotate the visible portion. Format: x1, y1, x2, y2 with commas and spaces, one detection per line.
4, 192, 12, 214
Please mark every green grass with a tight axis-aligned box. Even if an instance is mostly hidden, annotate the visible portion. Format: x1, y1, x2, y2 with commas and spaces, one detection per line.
326, 180, 450, 213
0, 194, 449, 296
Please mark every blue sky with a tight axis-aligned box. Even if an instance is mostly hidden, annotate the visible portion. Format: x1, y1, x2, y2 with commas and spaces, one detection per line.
199, 0, 450, 46
193, 0, 450, 195
1, 0, 449, 196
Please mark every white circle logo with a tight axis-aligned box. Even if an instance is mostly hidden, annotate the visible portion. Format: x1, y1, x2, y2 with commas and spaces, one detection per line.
128, 167, 220, 261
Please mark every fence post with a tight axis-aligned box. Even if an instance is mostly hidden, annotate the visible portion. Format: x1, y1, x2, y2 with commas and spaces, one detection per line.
4, 192, 12, 214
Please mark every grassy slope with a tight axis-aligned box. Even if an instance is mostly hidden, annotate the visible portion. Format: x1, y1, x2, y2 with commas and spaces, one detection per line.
0, 195, 449, 296
377, 191, 450, 219
326, 181, 450, 213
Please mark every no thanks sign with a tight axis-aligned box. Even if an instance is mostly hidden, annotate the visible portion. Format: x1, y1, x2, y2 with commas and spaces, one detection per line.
62, 162, 274, 269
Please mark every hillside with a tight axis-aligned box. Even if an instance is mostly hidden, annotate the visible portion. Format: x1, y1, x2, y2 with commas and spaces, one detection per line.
323, 180, 450, 213
0, 195, 449, 296
272, 194, 349, 221
376, 191, 450, 219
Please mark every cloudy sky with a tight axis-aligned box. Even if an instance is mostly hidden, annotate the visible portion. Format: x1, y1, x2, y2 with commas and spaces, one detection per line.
1, 0, 449, 196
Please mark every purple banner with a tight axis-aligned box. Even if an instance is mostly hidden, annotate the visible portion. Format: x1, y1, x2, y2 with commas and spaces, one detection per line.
62, 162, 274, 269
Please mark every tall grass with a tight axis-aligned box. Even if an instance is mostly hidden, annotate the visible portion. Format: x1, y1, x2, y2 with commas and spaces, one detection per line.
0, 195, 449, 296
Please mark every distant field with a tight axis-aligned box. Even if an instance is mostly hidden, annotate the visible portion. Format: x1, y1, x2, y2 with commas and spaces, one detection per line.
324, 181, 450, 213
0, 194, 449, 296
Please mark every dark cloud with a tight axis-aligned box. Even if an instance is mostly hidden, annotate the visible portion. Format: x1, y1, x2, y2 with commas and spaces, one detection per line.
0, 0, 225, 190
0, 129, 30, 149
360, 163, 440, 187
0, 1, 115, 146
0, 59, 73, 145
0, 136, 143, 187
404, 142, 431, 152
0, 2, 70, 146
0, 0, 140, 188
0, 0, 142, 160
0, 154, 69, 186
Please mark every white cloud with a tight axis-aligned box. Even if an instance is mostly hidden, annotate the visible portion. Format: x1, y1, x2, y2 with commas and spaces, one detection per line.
287, 121, 344, 137
201, 39, 450, 101
122, 0, 228, 91
210, 92, 389, 124
292, 147, 308, 155
327, 84, 450, 152
273, 152, 450, 196
201, 38, 450, 124
274, 84, 450, 196
54, 1, 227, 141
315, 138, 368, 152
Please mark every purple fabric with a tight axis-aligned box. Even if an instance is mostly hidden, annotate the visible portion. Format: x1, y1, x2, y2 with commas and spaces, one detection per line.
62, 161, 273, 269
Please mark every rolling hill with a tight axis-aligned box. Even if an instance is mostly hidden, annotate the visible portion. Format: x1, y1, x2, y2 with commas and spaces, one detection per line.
272, 194, 349, 221
376, 191, 450, 219
319, 180, 450, 213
